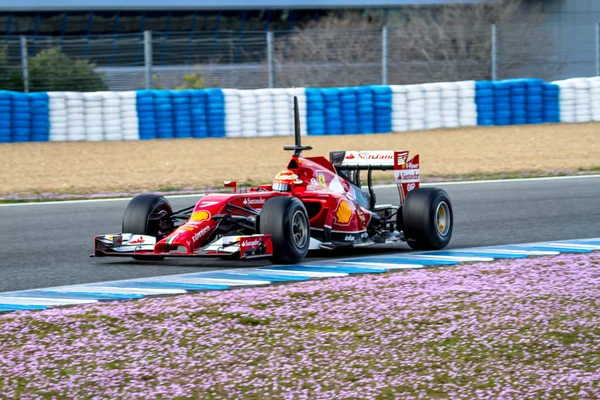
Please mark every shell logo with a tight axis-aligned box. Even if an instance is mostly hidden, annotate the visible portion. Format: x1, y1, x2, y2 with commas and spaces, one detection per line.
191, 210, 211, 222
335, 200, 353, 225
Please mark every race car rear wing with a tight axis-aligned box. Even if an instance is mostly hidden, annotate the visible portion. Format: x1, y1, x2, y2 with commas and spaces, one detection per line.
329, 150, 420, 205
329, 150, 407, 170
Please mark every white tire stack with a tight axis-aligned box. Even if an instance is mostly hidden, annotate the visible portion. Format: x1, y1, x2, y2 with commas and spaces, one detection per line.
589, 77, 600, 122
573, 78, 592, 123
390, 85, 408, 132
406, 84, 426, 131
48, 92, 68, 142
439, 82, 460, 128
83, 92, 104, 141
255, 88, 275, 137
554, 79, 576, 123
286, 88, 307, 136
422, 83, 442, 130
65, 92, 86, 141
271, 88, 290, 136
456, 81, 477, 127
101, 92, 123, 141
239, 90, 258, 138
223, 89, 242, 138
120, 91, 139, 140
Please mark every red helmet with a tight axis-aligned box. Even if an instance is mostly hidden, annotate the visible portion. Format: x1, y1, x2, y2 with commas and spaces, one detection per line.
272, 170, 300, 192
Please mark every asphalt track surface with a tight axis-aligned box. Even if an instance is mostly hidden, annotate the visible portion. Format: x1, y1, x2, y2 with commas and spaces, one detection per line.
1, 176, 599, 293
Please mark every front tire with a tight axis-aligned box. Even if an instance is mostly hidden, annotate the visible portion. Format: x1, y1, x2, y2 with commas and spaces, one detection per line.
402, 188, 453, 250
122, 194, 173, 260
259, 196, 310, 264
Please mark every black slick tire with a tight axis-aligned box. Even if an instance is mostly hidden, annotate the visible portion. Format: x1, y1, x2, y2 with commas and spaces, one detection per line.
122, 194, 173, 260
259, 196, 310, 264
402, 188, 453, 251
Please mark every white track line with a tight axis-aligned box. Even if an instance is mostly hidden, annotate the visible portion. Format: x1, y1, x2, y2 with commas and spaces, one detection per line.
337, 261, 426, 270
377, 174, 600, 189
58, 286, 187, 295
2, 174, 599, 208
0, 193, 206, 207
0, 297, 97, 306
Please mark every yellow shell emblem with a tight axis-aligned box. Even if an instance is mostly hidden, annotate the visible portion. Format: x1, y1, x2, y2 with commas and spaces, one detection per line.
335, 200, 353, 225
191, 210, 211, 222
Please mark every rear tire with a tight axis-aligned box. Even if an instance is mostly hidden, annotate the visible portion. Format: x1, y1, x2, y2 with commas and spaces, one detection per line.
259, 196, 310, 264
122, 194, 173, 261
402, 188, 453, 250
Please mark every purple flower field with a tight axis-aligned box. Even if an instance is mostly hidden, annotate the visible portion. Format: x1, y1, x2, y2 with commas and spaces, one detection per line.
1, 253, 600, 399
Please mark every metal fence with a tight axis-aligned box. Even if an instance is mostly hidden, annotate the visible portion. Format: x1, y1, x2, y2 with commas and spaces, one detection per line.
3, 22, 600, 91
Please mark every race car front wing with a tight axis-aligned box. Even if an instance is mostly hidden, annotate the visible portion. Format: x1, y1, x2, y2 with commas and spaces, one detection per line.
92, 233, 273, 260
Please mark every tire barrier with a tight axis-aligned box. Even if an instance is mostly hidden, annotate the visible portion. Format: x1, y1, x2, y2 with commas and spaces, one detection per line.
2, 77, 600, 143
475, 78, 560, 127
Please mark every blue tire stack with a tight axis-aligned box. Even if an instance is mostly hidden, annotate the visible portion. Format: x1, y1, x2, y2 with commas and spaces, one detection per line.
475, 81, 495, 126
190, 90, 207, 138
493, 81, 511, 126
30, 93, 50, 142
136, 90, 157, 140
339, 87, 358, 135
11, 92, 31, 142
357, 86, 375, 134
205, 89, 225, 138
0, 92, 11, 143
323, 88, 342, 135
305, 88, 325, 136
154, 90, 174, 139
525, 78, 544, 124
172, 90, 192, 138
542, 83, 560, 123
510, 79, 527, 125
372, 85, 392, 133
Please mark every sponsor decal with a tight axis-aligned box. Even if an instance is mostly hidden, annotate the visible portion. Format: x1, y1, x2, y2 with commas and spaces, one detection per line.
177, 226, 195, 232
405, 162, 419, 170
317, 172, 327, 187
129, 236, 145, 245
345, 151, 394, 161
357, 208, 366, 225
335, 199, 353, 225
407, 183, 416, 192
191, 210, 211, 222
243, 197, 266, 205
396, 151, 409, 165
192, 226, 211, 243
241, 239, 262, 247
399, 169, 420, 183
361, 232, 369, 239
344, 235, 356, 242
341, 151, 396, 166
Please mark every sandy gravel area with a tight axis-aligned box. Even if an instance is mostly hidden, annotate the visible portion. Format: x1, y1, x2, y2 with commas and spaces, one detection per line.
1, 123, 598, 196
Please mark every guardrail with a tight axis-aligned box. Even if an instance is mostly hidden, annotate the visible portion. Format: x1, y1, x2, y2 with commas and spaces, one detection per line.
2, 77, 597, 143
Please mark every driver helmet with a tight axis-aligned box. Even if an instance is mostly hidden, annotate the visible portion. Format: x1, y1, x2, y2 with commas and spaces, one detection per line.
272, 170, 300, 192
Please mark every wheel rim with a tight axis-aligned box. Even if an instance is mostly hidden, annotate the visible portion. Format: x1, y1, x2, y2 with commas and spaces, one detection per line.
435, 201, 451, 237
291, 210, 309, 249
149, 206, 173, 239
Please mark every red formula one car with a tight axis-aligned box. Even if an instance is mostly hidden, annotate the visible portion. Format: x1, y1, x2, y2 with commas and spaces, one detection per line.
94, 98, 453, 264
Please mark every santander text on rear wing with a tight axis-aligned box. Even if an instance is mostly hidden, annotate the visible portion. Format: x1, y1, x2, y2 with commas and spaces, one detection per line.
329, 150, 420, 203
330, 150, 406, 170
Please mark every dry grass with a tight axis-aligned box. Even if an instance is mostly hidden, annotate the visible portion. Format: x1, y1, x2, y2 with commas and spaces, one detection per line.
1, 123, 599, 196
